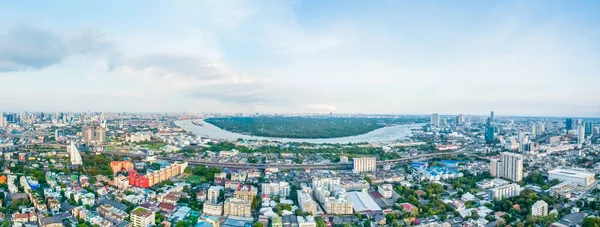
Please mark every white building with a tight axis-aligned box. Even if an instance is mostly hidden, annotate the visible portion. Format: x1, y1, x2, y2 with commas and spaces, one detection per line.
207, 186, 223, 204
430, 113, 440, 127
378, 184, 393, 199
548, 168, 595, 187
261, 182, 291, 198
297, 216, 316, 227
488, 183, 520, 201
578, 125, 586, 144
297, 190, 318, 215
353, 157, 376, 173
131, 207, 155, 227
68, 142, 82, 165
496, 152, 523, 182
531, 200, 548, 216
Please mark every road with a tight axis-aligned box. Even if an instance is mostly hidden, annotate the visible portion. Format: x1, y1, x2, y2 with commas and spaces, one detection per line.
103, 147, 475, 170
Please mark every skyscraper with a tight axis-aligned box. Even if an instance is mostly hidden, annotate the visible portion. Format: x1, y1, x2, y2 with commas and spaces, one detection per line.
430, 113, 440, 127
531, 125, 537, 137
490, 111, 494, 123
578, 125, 585, 144
585, 122, 594, 136
0, 116, 7, 128
456, 114, 465, 125
496, 152, 523, 182
566, 118, 573, 131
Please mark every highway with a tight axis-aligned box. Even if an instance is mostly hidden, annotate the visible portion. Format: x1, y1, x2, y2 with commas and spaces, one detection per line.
103, 147, 474, 170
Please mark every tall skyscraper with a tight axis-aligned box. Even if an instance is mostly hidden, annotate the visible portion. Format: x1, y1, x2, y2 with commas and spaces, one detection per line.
578, 125, 585, 144
83, 124, 107, 144
430, 113, 440, 127
537, 122, 545, 135
531, 125, 537, 137
490, 111, 494, 123
496, 152, 523, 182
353, 157, 377, 173
585, 122, 594, 135
566, 118, 573, 131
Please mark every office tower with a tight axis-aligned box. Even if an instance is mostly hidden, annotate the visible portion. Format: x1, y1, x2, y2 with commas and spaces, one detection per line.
531, 200, 548, 216
353, 157, 377, 173
531, 125, 537, 137
485, 124, 495, 144
566, 118, 573, 131
578, 125, 585, 144
456, 114, 464, 125
68, 142, 83, 165
497, 152, 523, 182
430, 113, 440, 127
130, 207, 155, 227
585, 122, 594, 135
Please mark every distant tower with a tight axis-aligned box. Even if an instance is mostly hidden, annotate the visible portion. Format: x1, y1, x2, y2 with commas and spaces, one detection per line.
578, 125, 585, 144
566, 118, 573, 131
430, 113, 440, 127
68, 142, 83, 165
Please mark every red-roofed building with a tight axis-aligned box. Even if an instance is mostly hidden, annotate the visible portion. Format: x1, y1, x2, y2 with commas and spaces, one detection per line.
400, 203, 418, 213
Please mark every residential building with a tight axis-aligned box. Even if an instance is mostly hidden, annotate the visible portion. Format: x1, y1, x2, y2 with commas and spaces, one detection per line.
297, 190, 318, 215
496, 152, 523, 182
223, 197, 252, 217
378, 184, 393, 199
68, 142, 82, 165
353, 157, 376, 173
531, 200, 548, 216
261, 182, 291, 198
234, 185, 258, 202
488, 183, 520, 201
430, 113, 440, 127
131, 207, 155, 227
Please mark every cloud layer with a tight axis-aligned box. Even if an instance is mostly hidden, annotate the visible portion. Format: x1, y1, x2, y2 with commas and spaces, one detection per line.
0, 1, 598, 117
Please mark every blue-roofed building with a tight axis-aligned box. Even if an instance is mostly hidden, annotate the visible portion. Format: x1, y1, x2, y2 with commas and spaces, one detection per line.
416, 166, 463, 181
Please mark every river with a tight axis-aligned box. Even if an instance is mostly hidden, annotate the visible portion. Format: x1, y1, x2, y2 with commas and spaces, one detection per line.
175, 119, 424, 144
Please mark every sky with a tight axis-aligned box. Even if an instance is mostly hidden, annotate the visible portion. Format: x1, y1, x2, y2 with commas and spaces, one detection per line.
0, 0, 599, 117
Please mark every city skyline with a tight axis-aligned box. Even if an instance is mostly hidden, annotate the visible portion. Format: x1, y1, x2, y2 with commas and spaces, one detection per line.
1, 1, 599, 117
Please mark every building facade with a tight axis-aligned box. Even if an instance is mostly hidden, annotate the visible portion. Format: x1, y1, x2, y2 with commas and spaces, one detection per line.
353, 157, 376, 173
488, 183, 520, 201
531, 200, 548, 216
548, 169, 595, 187
131, 207, 155, 227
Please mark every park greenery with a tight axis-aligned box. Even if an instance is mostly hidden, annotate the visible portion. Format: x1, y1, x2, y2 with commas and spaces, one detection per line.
205, 116, 426, 139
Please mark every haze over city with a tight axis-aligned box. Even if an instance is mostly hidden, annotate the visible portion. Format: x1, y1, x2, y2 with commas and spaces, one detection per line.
0, 1, 599, 117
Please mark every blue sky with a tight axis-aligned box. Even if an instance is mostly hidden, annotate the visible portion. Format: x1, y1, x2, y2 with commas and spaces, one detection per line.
0, 0, 599, 116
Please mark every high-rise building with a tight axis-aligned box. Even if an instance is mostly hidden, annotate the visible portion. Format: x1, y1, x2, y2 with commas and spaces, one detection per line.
490, 158, 500, 177
130, 207, 155, 227
83, 125, 106, 144
353, 157, 376, 173
578, 125, 585, 144
531, 200, 548, 216
585, 122, 594, 135
0, 116, 7, 128
566, 118, 573, 131
485, 125, 495, 144
537, 122, 545, 135
531, 125, 537, 137
456, 114, 465, 125
68, 142, 83, 165
430, 113, 440, 127
496, 152, 523, 182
